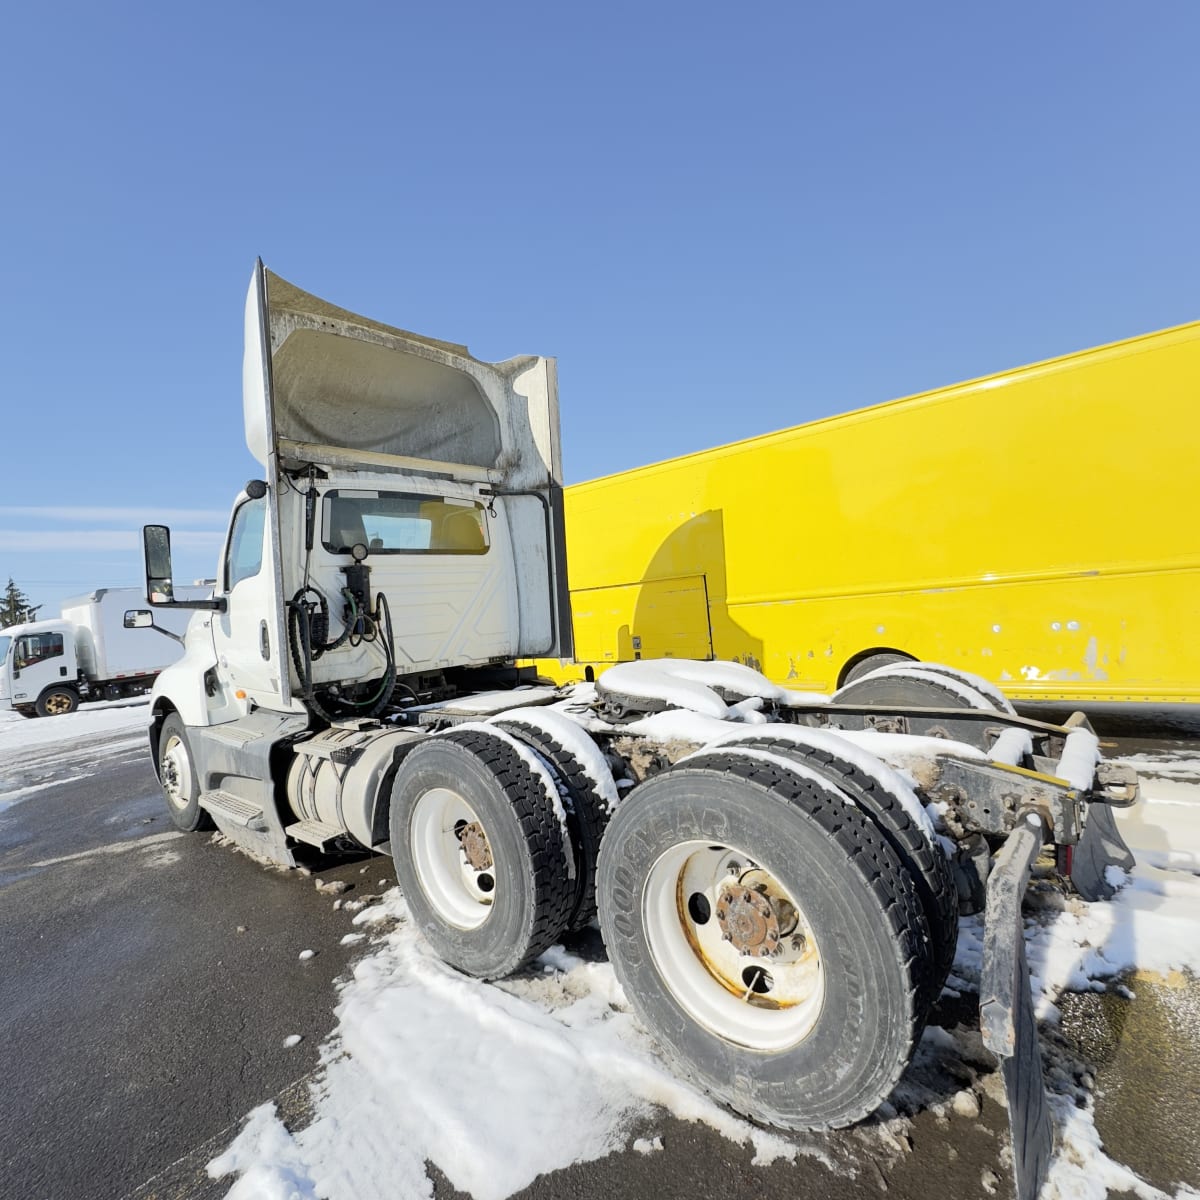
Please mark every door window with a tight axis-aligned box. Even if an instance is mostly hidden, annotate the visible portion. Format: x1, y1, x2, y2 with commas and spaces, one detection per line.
14, 632, 64, 669
225, 496, 268, 591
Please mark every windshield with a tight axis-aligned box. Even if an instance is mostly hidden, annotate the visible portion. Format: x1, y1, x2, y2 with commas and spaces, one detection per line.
321, 490, 490, 555
0, 636, 10, 663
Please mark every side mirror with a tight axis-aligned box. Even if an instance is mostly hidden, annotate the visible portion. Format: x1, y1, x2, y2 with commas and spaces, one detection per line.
141, 524, 225, 612
144, 525, 175, 605
124, 610, 154, 629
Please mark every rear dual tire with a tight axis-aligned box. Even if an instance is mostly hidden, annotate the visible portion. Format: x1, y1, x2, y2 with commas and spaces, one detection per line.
597, 751, 934, 1130
389, 730, 575, 980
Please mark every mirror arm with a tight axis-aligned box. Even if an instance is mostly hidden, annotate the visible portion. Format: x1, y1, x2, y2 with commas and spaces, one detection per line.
148, 597, 227, 613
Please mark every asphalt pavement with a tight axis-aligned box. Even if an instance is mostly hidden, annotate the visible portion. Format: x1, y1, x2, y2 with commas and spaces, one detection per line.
0, 714, 1196, 1200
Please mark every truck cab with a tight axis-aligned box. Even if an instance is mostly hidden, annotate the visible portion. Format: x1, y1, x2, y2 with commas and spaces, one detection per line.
0, 620, 78, 716
143, 261, 572, 857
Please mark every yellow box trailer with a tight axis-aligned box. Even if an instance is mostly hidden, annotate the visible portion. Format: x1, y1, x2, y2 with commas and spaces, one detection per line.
549, 320, 1200, 704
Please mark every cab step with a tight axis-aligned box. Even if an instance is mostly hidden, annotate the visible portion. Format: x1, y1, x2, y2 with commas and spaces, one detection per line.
285, 819, 347, 851
200, 789, 267, 831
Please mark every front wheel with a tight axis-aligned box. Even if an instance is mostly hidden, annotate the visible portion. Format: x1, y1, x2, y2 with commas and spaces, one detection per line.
36, 687, 79, 717
597, 751, 930, 1130
157, 713, 213, 832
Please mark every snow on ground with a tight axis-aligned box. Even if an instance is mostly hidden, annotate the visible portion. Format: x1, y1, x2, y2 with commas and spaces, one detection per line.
0, 697, 149, 748
210, 748, 1200, 1200
0, 699, 150, 811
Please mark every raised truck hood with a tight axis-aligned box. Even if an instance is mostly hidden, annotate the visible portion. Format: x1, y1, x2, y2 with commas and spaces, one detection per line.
241, 261, 572, 663
243, 262, 561, 489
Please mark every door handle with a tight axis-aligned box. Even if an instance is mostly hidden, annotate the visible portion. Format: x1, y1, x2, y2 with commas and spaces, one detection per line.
259, 620, 271, 661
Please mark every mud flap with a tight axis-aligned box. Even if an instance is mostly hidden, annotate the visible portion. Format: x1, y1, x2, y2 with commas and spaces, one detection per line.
979, 814, 1053, 1200
1070, 801, 1136, 901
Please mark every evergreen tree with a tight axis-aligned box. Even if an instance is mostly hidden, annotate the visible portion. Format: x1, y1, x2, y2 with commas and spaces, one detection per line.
0, 578, 41, 628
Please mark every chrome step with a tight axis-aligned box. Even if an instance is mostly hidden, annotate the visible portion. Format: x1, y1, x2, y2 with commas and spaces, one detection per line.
285, 819, 347, 850
200, 789, 266, 831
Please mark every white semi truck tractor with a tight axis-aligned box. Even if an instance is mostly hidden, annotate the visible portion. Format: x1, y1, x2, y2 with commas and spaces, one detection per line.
142, 263, 1141, 1200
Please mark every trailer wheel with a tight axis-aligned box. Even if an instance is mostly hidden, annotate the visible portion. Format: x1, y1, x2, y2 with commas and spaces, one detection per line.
390, 730, 575, 980
831, 663, 1003, 711
494, 718, 611, 931
597, 752, 930, 1130
36, 687, 79, 717
841, 651, 915, 686
157, 713, 214, 833
694, 734, 958, 1006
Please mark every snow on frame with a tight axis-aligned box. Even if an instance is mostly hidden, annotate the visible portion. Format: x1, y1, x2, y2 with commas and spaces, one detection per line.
211, 754, 1200, 1200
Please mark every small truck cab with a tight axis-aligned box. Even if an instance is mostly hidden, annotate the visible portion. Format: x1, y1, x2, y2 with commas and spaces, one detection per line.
0, 620, 80, 715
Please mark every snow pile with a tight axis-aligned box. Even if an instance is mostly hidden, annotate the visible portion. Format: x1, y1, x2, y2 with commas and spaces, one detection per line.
596, 659, 826, 721
209, 893, 810, 1200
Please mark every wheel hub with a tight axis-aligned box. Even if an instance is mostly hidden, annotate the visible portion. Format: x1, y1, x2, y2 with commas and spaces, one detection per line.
716, 870, 798, 957
458, 820, 493, 871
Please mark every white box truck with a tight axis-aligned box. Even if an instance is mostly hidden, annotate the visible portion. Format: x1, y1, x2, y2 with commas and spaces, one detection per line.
0, 585, 210, 717
139, 263, 1142, 1200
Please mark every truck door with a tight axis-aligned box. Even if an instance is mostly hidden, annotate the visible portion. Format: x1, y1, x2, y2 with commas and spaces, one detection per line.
209, 494, 289, 711
10, 630, 76, 706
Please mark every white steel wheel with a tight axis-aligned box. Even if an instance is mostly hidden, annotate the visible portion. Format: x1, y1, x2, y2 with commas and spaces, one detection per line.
643, 840, 824, 1051
389, 731, 575, 980
409, 786, 497, 930
161, 732, 192, 813
156, 712, 212, 833
597, 752, 932, 1131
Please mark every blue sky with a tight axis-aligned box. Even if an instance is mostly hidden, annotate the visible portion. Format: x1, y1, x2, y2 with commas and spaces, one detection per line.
2, 2, 1198, 617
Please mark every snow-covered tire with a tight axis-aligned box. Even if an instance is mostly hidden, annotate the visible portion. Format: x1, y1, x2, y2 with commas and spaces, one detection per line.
704, 733, 958, 1007
831, 663, 1002, 712
494, 719, 610, 931
157, 713, 213, 833
389, 730, 575, 980
597, 751, 931, 1130
891, 663, 1017, 714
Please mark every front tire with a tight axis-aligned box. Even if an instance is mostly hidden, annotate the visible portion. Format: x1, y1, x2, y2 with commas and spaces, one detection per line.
36, 687, 79, 717
157, 713, 213, 833
390, 730, 575, 980
597, 752, 930, 1130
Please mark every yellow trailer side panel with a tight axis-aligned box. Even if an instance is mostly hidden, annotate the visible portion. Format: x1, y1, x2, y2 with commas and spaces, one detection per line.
552, 321, 1200, 702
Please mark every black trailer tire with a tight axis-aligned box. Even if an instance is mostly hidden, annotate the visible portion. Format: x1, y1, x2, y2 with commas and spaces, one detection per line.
36, 687, 79, 717
494, 718, 611, 931
597, 752, 931, 1130
157, 713, 213, 833
390, 729, 575, 980
705, 734, 958, 1006
841, 651, 915, 686
832, 664, 999, 711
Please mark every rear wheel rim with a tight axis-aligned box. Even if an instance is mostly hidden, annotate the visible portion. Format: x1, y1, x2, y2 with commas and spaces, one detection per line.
410, 787, 496, 930
161, 734, 191, 811
643, 840, 824, 1051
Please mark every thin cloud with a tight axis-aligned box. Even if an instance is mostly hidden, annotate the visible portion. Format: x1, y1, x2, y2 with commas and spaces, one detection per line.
0, 506, 230, 525
0, 530, 224, 551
